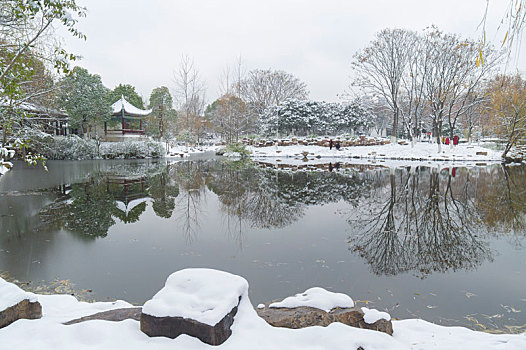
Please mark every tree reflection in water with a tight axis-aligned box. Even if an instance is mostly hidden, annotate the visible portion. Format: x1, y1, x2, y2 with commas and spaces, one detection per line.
39, 162, 179, 237
475, 165, 526, 241
207, 161, 374, 246
347, 166, 497, 277
36, 159, 526, 271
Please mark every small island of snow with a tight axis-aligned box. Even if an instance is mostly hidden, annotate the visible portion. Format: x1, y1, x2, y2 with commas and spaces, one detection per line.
269, 287, 354, 312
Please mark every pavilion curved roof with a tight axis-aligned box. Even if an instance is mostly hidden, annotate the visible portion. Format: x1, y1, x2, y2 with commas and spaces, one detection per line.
111, 96, 151, 117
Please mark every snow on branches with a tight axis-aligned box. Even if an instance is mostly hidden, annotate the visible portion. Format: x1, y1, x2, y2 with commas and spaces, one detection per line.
260, 99, 373, 136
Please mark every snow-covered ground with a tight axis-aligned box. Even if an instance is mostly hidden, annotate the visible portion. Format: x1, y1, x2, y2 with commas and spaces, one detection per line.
248, 142, 503, 164
166, 144, 220, 158
1, 273, 525, 350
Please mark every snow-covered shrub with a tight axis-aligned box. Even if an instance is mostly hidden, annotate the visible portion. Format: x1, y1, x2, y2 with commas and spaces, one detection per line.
19, 127, 55, 156
224, 143, 250, 158
99, 140, 164, 159
48, 136, 98, 160
177, 129, 197, 145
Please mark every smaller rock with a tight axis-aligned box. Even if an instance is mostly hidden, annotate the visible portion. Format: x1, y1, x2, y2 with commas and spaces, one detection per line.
0, 299, 42, 329
256, 304, 393, 335
64, 307, 142, 325
0, 278, 42, 329
475, 151, 488, 156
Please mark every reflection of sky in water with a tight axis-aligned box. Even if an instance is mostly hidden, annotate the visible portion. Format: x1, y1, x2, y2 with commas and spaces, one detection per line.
0, 159, 525, 332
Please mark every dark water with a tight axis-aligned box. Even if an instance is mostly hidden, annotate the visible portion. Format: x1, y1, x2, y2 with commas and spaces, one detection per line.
0, 158, 525, 333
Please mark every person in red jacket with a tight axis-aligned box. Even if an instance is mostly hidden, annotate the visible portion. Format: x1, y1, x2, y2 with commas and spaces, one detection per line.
445, 137, 450, 145
453, 135, 459, 146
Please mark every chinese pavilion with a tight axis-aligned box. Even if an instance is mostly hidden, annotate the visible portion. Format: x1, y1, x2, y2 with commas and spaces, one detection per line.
105, 96, 151, 136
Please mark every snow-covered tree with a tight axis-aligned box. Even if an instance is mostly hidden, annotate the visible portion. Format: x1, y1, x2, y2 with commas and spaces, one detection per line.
206, 94, 247, 143
260, 99, 373, 136
240, 69, 309, 118
484, 74, 526, 157
148, 86, 177, 140
57, 66, 112, 138
110, 84, 144, 109
0, 0, 85, 174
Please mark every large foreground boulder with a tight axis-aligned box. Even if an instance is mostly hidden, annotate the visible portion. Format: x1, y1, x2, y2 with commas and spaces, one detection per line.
256, 287, 393, 335
0, 278, 41, 329
140, 269, 248, 345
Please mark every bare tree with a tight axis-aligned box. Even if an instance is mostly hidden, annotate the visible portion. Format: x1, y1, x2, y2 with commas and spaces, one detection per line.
352, 28, 414, 143
240, 69, 309, 118
173, 54, 206, 142
422, 28, 500, 151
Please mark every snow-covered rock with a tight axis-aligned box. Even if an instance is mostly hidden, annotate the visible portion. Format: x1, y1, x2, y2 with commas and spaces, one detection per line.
140, 269, 248, 344
1, 271, 526, 349
361, 307, 391, 324
269, 287, 354, 312
0, 277, 41, 328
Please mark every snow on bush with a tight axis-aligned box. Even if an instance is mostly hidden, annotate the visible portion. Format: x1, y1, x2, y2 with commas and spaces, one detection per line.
18, 130, 165, 160
49, 136, 98, 160
99, 140, 164, 159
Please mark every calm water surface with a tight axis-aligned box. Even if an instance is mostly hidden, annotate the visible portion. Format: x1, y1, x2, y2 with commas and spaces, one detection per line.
0, 157, 525, 332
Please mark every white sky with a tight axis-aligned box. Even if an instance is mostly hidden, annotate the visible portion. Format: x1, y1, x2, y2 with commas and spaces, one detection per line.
62, 0, 526, 105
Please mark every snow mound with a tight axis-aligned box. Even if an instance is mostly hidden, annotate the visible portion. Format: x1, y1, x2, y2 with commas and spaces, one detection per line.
0, 277, 37, 311
142, 268, 249, 326
361, 307, 391, 324
269, 287, 354, 312
223, 152, 242, 158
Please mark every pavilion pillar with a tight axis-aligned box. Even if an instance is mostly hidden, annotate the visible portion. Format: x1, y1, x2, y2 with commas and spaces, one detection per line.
122, 108, 125, 135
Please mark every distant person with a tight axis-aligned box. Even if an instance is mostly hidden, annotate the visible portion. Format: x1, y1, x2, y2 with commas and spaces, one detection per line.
445, 137, 450, 145
335, 142, 341, 150
329, 163, 333, 172
329, 139, 333, 150
453, 135, 459, 146
334, 162, 340, 170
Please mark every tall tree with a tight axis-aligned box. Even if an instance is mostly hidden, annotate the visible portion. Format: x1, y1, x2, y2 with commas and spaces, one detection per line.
352, 28, 413, 143
57, 66, 112, 138
0, 0, 85, 174
0, 0, 85, 92
422, 28, 499, 151
207, 94, 246, 143
148, 86, 177, 140
173, 54, 206, 143
485, 74, 526, 157
240, 69, 309, 118
109, 83, 144, 109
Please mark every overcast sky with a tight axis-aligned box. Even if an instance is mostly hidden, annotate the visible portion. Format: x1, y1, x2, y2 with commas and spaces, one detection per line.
62, 0, 526, 105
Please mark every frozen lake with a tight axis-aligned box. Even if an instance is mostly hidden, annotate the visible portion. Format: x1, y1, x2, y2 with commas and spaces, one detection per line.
0, 157, 524, 333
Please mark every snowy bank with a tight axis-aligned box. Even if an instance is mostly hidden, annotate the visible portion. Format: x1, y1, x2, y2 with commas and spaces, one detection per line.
166, 145, 220, 158
2, 271, 526, 349
247, 142, 503, 163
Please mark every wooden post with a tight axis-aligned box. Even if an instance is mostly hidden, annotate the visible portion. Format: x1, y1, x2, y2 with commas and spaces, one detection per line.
139, 119, 143, 134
